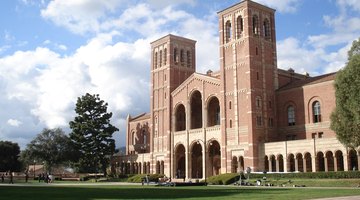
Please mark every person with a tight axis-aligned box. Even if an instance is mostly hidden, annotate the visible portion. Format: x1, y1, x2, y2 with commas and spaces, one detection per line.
9, 172, 13, 184
25, 172, 29, 183
145, 174, 149, 185
1, 174, 4, 183
38, 174, 42, 183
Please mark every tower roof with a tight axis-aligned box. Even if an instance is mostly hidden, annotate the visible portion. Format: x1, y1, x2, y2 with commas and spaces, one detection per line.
217, 0, 275, 15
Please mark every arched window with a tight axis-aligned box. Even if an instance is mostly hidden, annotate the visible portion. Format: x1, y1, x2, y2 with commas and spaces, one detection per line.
313, 101, 321, 123
164, 48, 167, 65
159, 50, 162, 67
154, 52, 158, 69
287, 106, 295, 126
256, 97, 262, 108
132, 132, 136, 145
225, 20, 232, 43
186, 50, 191, 67
229, 119, 232, 128
174, 48, 178, 63
143, 130, 147, 144
180, 49, 184, 64
263, 18, 270, 40
229, 101, 232, 110
236, 15, 243, 39
252, 15, 259, 35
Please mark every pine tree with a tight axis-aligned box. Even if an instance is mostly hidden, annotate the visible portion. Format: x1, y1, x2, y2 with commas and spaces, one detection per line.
69, 93, 118, 175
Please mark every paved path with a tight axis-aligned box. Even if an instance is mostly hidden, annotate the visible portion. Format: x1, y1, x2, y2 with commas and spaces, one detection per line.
312, 196, 360, 200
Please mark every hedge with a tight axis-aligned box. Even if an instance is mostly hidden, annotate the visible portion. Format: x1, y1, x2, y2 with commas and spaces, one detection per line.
206, 171, 360, 185
127, 174, 165, 183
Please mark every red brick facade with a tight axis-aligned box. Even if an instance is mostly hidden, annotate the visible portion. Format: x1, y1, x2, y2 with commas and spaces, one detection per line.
117, 0, 359, 179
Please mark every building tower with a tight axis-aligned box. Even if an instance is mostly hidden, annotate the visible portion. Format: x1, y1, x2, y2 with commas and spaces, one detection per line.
150, 35, 196, 175
218, 0, 277, 172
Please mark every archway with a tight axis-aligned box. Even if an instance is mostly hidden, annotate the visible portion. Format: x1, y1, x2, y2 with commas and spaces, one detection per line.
278, 155, 284, 172
317, 152, 325, 171
207, 97, 220, 127
264, 156, 269, 172
175, 144, 186, 178
296, 153, 303, 172
208, 140, 221, 176
156, 161, 160, 174
231, 156, 238, 173
335, 150, 344, 171
190, 91, 202, 129
191, 142, 203, 178
349, 149, 358, 170
270, 155, 276, 172
304, 152, 312, 172
325, 151, 334, 171
288, 154, 295, 172
175, 104, 186, 131
239, 156, 244, 172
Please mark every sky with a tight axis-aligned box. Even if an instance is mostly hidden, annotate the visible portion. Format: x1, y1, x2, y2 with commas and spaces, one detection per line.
0, 0, 359, 150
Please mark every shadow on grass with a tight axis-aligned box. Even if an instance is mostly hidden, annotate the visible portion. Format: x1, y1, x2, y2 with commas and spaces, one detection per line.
0, 185, 291, 200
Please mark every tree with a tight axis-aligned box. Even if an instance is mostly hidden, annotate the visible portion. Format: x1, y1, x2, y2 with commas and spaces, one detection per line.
69, 93, 118, 175
24, 128, 76, 173
331, 38, 360, 148
0, 141, 22, 172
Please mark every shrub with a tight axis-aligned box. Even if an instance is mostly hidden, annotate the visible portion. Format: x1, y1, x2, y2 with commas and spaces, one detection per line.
127, 174, 164, 183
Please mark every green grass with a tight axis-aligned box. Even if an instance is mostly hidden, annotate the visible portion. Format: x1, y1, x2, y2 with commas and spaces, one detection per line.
0, 185, 360, 200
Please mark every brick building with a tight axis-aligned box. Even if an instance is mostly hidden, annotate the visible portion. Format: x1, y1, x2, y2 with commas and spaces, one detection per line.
115, 0, 360, 180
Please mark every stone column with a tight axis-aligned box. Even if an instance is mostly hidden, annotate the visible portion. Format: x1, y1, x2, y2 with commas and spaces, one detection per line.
276, 158, 279, 172
334, 156, 338, 172
343, 154, 349, 171
186, 151, 190, 179
324, 157, 328, 172
202, 146, 206, 180
312, 156, 317, 172
303, 158, 307, 172
357, 153, 360, 170
268, 158, 272, 172
294, 158, 299, 172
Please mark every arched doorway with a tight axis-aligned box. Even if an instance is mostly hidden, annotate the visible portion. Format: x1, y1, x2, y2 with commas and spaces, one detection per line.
325, 151, 334, 171
156, 161, 160, 174
296, 153, 303, 172
208, 140, 221, 176
175, 104, 186, 131
239, 156, 244, 172
349, 149, 358, 170
207, 97, 220, 126
264, 156, 269, 172
270, 155, 276, 172
335, 150, 344, 171
278, 155, 284, 172
191, 142, 203, 178
317, 152, 325, 171
231, 156, 238, 173
190, 91, 202, 129
175, 144, 186, 178
304, 152, 312, 172
288, 154, 295, 172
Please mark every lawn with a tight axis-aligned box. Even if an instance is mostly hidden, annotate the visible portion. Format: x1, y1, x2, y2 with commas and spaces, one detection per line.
1, 184, 360, 200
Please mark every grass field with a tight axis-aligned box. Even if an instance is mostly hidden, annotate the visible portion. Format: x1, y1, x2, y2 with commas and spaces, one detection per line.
1, 184, 360, 200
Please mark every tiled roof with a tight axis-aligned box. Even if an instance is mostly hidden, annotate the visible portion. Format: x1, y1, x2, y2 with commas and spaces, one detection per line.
277, 72, 336, 91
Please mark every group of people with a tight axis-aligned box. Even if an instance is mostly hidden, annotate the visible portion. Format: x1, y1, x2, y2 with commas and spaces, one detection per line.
0, 172, 14, 184
38, 173, 53, 183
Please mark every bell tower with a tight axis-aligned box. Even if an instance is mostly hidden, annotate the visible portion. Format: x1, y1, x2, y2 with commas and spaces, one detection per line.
150, 35, 196, 175
218, 0, 277, 172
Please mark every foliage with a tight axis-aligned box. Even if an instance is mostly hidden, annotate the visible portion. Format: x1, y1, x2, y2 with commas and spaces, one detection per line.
24, 128, 76, 173
0, 141, 22, 172
207, 171, 360, 185
331, 38, 360, 148
127, 174, 164, 183
69, 93, 118, 175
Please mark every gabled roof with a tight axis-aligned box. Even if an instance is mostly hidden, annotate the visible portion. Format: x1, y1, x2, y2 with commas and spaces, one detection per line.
277, 72, 336, 92
171, 72, 221, 97
129, 113, 150, 122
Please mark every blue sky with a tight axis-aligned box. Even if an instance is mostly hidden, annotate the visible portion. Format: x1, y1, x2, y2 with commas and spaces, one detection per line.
0, 0, 359, 149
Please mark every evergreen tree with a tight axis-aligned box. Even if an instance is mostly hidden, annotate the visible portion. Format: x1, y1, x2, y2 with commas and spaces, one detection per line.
69, 93, 118, 175
331, 38, 360, 148
0, 141, 22, 172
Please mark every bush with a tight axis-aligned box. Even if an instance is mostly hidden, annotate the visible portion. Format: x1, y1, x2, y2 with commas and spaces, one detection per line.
127, 174, 164, 183
207, 173, 245, 185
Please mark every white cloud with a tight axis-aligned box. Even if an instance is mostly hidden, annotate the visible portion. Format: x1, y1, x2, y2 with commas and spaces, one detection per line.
41, 0, 123, 34
7, 119, 22, 127
254, 0, 301, 13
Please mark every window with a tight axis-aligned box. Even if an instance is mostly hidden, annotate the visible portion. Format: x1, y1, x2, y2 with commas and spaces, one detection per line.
256, 97, 261, 109
311, 132, 316, 139
229, 119, 232, 128
256, 116, 262, 126
225, 20, 232, 43
256, 72, 259, 80
318, 132, 323, 138
268, 118, 273, 127
180, 49, 184, 64
132, 132, 136, 145
154, 52, 158, 69
287, 106, 295, 126
229, 101, 232, 110
164, 74, 166, 81
143, 130, 147, 144
186, 50, 191, 67
159, 50, 162, 67
252, 15, 259, 35
174, 48, 178, 63
313, 101, 321, 123
236, 15, 243, 39
164, 48, 167, 65
269, 100, 272, 109
263, 19, 270, 40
